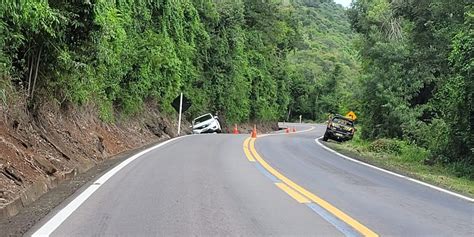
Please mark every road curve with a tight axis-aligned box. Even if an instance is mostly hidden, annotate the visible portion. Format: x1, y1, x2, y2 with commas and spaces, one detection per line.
28, 124, 473, 236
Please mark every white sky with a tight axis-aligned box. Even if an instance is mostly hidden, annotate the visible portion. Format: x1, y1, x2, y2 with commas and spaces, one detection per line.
334, 0, 352, 7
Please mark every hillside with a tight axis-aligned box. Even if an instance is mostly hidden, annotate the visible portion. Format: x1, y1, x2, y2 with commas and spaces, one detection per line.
288, 0, 360, 121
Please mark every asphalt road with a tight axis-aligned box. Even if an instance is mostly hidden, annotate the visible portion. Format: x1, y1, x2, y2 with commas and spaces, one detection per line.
29, 124, 473, 236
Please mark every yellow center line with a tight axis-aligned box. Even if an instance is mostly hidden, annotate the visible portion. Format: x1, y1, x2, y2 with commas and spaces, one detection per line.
245, 137, 379, 237
243, 137, 255, 162
275, 182, 310, 203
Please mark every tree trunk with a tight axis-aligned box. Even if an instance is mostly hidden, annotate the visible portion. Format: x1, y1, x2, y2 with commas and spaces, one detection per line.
27, 53, 33, 96
30, 47, 42, 99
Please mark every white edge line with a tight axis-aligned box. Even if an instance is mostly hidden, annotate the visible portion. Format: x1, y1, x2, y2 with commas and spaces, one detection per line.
315, 137, 474, 203
259, 125, 315, 138
31, 135, 191, 237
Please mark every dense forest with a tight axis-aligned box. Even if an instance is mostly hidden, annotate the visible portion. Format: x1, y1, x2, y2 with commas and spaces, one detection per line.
0, 0, 472, 176
0, 0, 300, 123
348, 0, 472, 177
0, 0, 358, 122
288, 0, 359, 121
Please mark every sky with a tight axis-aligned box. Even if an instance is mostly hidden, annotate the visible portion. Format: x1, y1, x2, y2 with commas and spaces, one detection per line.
334, 0, 352, 8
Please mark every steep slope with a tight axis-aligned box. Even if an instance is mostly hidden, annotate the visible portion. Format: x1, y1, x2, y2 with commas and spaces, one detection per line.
0, 95, 183, 217
287, 0, 360, 121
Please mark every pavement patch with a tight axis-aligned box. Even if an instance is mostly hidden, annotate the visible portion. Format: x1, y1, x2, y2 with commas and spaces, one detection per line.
254, 163, 280, 183
306, 203, 361, 237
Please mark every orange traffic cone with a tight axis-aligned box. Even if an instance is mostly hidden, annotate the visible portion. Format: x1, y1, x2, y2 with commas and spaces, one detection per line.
251, 125, 257, 138
233, 124, 239, 134
293, 127, 296, 132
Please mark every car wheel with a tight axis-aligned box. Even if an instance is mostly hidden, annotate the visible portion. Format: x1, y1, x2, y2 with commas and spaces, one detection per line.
322, 133, 329, 142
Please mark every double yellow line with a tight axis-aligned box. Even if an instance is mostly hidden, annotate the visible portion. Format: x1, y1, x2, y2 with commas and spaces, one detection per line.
243, 137, 378, 237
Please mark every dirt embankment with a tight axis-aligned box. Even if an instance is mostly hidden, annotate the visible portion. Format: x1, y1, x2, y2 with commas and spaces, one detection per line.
0, 97, 190, 218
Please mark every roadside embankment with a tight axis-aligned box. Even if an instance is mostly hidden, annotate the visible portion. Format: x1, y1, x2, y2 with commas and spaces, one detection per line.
0, 98, 189, 218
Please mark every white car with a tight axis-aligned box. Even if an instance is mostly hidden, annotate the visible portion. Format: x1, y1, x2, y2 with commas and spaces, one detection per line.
192, 113, 222, 134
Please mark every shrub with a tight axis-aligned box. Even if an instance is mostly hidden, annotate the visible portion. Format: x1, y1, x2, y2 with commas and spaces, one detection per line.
448, 162, 474, 180
368, 138, 403, 154
399, 143, 428, 163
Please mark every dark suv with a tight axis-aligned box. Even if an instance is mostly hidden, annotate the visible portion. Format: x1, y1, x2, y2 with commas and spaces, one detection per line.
322, 115, 355, 142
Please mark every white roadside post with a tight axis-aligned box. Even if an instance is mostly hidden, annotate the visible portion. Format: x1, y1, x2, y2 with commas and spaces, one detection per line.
299, 115, 302, 124
177, 93, 183, 136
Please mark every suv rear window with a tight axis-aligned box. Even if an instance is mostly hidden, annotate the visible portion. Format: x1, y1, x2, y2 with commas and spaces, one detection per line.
195, 114, 212, 124
332, 117, 353, 126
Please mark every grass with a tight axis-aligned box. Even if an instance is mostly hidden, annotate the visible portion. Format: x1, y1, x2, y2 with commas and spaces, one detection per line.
323, 132, 474, 198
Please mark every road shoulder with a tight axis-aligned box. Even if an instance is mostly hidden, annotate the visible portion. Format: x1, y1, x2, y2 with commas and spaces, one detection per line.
0, 140, 171, 237
316, 138, 474, 201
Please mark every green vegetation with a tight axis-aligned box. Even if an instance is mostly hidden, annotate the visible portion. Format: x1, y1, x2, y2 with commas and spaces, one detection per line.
348, 0, 473, 178
0, 0, 358, 122
0, 0, 358, 123
288, 0, 360, 121
0, 0, 301, 123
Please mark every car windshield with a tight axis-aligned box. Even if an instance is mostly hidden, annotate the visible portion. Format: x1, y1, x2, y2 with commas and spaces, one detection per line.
194, 114, 212, 124
333, 117, 353, 126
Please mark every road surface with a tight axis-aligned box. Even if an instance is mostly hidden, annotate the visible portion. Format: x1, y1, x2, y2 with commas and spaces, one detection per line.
29, 124, 473, 236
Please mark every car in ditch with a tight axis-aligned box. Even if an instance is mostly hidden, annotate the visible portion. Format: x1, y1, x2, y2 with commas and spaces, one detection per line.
192, 113, 222, 134
322, 115, 355, 142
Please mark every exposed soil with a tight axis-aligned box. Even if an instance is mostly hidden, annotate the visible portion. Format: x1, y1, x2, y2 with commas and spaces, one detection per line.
0, 96, 190, 219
